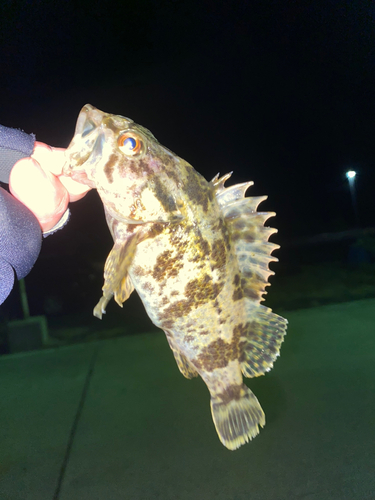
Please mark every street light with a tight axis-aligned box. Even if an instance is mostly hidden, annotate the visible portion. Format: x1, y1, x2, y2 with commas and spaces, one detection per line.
345, 170, 359, 226
346, 170, 356, 180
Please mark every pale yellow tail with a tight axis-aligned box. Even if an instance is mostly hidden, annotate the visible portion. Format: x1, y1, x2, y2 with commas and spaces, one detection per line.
210, 384, 265, 450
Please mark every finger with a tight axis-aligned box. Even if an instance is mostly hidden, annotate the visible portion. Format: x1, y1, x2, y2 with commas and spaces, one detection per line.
31, 141, 66, 176
32, 141, 92, 201
9, 157, 69, 232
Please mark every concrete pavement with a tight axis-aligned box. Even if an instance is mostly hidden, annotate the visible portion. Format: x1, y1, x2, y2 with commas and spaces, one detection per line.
1, 299, 375, 499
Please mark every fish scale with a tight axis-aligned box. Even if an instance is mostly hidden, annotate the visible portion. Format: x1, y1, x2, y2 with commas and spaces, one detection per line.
63, 104, 288, 450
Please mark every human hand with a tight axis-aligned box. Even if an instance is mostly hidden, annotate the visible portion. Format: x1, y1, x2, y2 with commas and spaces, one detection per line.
9, 141, 91, 232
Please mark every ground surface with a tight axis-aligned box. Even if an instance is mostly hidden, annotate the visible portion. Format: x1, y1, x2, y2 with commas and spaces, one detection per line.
1, 298, 374, 500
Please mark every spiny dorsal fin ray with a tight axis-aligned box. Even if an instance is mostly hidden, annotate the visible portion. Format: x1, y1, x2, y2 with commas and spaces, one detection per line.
223, 196, 268, 215
216, 182, 256, 207
213, 173, 279, 304
240, 303, 287, 378
211, 172, 233, 190
212, 174, 287, 378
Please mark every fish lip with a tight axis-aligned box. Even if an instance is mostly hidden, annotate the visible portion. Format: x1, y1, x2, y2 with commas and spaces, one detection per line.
69, 170, 88, 182
69, 170, 95, 188
62, 159, 95, 187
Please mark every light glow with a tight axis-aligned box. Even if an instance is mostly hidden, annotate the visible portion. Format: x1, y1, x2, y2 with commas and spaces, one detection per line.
346, 170, 356, 180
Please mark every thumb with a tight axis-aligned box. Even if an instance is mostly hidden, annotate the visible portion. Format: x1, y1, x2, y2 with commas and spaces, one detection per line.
9, 156, 70, 232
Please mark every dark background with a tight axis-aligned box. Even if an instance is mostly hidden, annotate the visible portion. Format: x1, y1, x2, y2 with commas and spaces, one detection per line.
1, 0, 375, 324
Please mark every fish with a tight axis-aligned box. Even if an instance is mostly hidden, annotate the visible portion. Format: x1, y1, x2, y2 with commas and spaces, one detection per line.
63, 104, 288, 450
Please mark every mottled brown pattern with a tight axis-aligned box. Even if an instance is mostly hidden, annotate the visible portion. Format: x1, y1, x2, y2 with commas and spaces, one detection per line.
142, 281, 154, 292
185, 167, 213, 212
126, 158, 141, 176
160, 318, 174, 330
213, 299, 222, 316
104, 153, 118, 183
242, 232, 255, 243
233, 322, 250, 339
152, 250, 184, 282
160, 299, 189, 321
195, 322, 249, 372
63, 104, 287, 451
241, 275, 265, 300
152, 250, 173, 280
232, 287, 244, 301
195, 338, 237, 371
189, 238, 210, 263
184, 274, 223, 304
132, 265, 146, 277
161, 296, 169, 306
213, 217, 231, 248
159, 273, 224, 327
201, 239, 210, 255
139, 159, 153, 175
211, 239, 227, 270
232, 219, 247, 231
146, 223, 165, 240
160, 157, 181, 186
214, 384, 243, 404
152, 176, 177, 213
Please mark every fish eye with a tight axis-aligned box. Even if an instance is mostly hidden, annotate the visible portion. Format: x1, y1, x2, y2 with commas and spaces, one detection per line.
118, 133, 143, 156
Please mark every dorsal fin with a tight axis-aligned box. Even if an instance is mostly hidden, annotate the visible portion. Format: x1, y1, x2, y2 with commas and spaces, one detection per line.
211, 173, 279, 304
212, 172, 253, 206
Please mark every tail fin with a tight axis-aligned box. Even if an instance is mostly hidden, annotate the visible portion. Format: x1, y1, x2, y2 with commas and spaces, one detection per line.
210, 384, 265, 450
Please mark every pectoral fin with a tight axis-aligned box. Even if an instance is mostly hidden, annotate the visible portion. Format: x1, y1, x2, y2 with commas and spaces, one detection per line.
114, 274, 134, 308
94, 233, 139, 319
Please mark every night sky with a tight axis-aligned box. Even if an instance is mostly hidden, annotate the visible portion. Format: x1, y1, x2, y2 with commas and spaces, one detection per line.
1, 1, 375, 259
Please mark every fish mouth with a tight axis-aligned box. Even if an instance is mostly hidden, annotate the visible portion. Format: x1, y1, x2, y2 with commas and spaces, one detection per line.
65, 168, 90, 185
62, 155, 97, 188
62, 107, 107, 188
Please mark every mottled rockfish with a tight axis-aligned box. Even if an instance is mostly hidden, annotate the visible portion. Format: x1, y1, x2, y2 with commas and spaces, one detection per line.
63, 104, 287, 450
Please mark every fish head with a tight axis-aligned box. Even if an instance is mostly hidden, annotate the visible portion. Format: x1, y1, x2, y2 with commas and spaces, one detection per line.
63, 104, 184, 224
